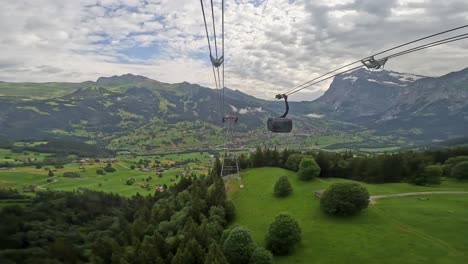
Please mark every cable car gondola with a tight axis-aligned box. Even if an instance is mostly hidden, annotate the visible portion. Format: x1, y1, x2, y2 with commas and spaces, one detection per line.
267, 94, 292, 133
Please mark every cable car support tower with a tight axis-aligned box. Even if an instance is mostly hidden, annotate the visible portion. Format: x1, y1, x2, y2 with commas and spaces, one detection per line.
221, 115, 240, 179
200, 0, 240, 180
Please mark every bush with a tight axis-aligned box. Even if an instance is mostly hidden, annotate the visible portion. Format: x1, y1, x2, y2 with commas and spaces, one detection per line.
451, 161, 468, 180
62, 172, 81, 178
96, 169, 105, 175
412, 164, 442, 185
297, 158, 321, 181
284, 154, 304, 171
265, 213, 301, 255
48, 169, 54, 177
320, 182, 369, 216
104, 162, 116, 173
126, 178, 135, 185
223, 226, 256, 264
249, 247, 273, 264
444, 156, 468, 176
273, 176, 293, 197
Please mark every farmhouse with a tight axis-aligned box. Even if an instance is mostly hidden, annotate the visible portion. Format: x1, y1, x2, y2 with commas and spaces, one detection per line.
315, 190, 324, 199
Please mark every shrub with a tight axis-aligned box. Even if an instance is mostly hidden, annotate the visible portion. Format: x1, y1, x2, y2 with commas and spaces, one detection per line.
273, 176, 293, 197
284, 154, 304, 171
444, 156, 468, 176
126, 178, 135, 185
249, 247, 273, 264
297, 158, 321, 181
265, 213, 301, 255
223, 226, 256, 264
130, 165, 136, 170
48, 169, 54, 177
451, 161, 468, 180
104, 162, 116, 173
412, 164, 442, 185
96, 169, 105, 175
62, 172, 81, 178
320, 182, 369, 216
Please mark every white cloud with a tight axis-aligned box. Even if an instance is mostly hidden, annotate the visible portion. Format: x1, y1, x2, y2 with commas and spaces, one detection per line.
0, 0, 467, 101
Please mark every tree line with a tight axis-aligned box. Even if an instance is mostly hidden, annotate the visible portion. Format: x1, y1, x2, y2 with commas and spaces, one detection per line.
221, 146, 468, 185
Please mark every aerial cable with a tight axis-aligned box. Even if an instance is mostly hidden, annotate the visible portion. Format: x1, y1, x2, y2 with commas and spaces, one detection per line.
283, 26, 468, 97
387, 33, 468, 60
200, 0, 225, 118
222, 0, 225, 114
285, 34, 468, 96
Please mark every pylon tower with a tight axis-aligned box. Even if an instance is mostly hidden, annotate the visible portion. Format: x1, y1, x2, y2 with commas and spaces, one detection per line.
221, 115, 240, 179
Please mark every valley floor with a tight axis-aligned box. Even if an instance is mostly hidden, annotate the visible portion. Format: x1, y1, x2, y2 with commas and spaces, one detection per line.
227, 167, 468, 264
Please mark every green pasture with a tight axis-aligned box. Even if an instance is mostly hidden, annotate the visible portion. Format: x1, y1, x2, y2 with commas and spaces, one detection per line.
228, 167, 468, 264
0, 162, 196, 197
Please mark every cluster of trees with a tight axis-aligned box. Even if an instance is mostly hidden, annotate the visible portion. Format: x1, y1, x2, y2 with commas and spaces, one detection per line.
233, 146, 468, 186
221, 213, 301, 264
0, 171, 235, 263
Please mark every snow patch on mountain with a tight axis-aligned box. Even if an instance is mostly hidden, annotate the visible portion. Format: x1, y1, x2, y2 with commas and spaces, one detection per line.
306, 113, 324, 118
388, 72, 425, 82
343, 76, 358, 83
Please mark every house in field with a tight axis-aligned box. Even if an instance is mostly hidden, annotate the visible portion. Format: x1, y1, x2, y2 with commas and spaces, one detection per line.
315, 190, 324, 199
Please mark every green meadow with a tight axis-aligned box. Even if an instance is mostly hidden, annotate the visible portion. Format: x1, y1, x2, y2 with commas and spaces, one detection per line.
0, 161, 206, 197
227, 167, 468, 264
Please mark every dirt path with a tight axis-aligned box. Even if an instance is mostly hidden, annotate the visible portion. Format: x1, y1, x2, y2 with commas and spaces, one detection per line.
116, 163, 131, 169
370, 191, 468, 204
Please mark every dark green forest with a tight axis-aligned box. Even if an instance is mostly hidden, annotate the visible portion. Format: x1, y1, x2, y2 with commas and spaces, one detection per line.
0, 172, 233, 263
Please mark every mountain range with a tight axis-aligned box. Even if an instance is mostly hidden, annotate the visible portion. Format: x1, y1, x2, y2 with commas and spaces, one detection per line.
0, 66, 467, 151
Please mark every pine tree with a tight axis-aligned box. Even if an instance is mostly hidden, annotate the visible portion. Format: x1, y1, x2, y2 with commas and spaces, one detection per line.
273, 176, 293, 197
205, 240, 228, 264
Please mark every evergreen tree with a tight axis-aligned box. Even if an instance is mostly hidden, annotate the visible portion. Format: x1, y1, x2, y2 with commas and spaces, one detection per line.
297, 158, 321, 181
205, 240, 228, 264
273, 176, 293, 197
451, 161, 468, 180
265, 213, 301, 255
249, 247, 273, 264
223, 226, 256, 264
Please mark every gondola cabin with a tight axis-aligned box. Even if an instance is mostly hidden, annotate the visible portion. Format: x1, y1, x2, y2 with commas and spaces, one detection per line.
267, 94, 293, 133
267, 117, 292, 133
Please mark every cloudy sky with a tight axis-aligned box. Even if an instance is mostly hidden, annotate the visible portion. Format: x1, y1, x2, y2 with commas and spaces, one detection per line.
0, 0, 467, 100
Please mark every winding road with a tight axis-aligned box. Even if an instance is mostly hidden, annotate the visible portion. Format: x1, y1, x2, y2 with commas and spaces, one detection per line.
369, 191, 468, 204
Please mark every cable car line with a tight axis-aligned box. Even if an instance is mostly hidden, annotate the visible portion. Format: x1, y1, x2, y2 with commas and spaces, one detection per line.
200, 0, 224, 117
268, 27, 468, 133
284, 30, 468, 97
283, 25, 468, 97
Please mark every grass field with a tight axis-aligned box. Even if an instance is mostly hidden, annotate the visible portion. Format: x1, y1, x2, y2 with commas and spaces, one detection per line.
227, 167, 468, 264
0, 161, 204, 197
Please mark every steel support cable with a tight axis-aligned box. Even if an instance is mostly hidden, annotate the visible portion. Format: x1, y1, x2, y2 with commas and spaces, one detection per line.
372, 24, 468, 58
387, 34, 468, 59
200, 0, 224, 118
210, 0, 219, 59
285, 34, 468, 96
283, 25, 468, 96
222, 0, 225, 115
286, 65, 364, 96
